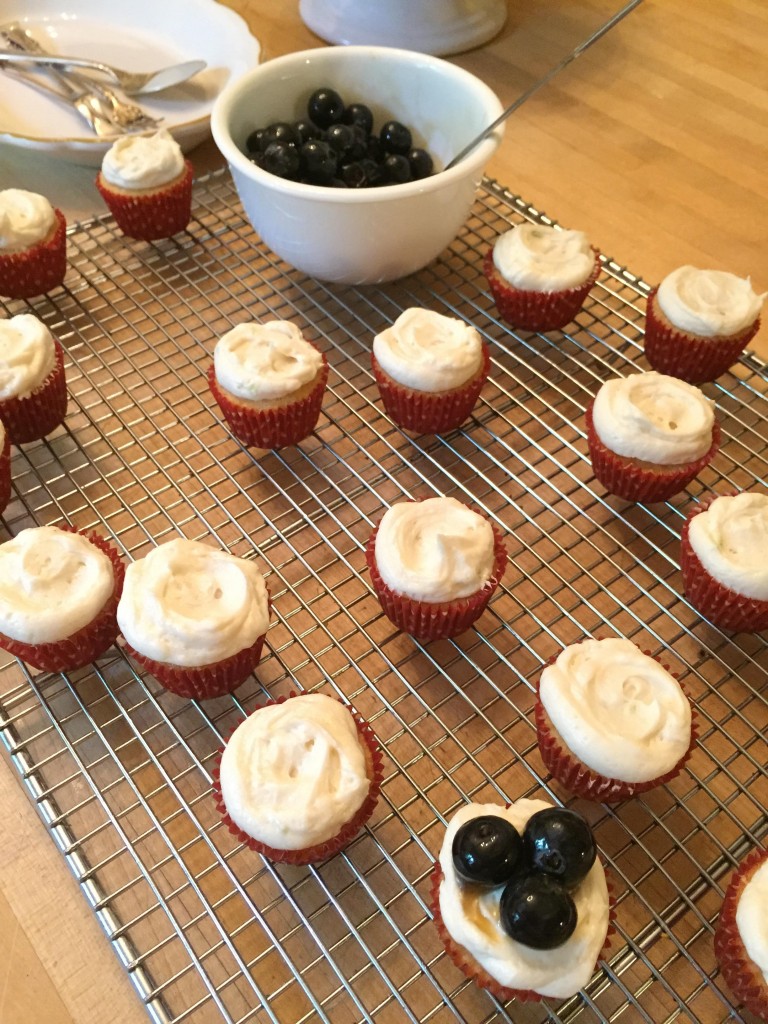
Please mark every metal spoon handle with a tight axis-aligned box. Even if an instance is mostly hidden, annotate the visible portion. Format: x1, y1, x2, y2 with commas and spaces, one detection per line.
445, 0, 644, 171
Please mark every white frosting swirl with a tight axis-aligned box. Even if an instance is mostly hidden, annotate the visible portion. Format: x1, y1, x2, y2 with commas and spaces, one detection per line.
438, 800, 610, 999
372, 308, 483, 392
117, 538, 269, 667
591, 371, 715, 465
0, 527, 115, 644
736, 857, 768, 986
492, 223, 595, 291
214, 320, 324, 402
101, 130, 186, 190
0, 189, 55, 252
219, 694, 370, 850
374, 497, 496, 603
540, 638, 692, 783
657, 266, 765, 337
0, 314, 57, 400
688, 492, 768, 601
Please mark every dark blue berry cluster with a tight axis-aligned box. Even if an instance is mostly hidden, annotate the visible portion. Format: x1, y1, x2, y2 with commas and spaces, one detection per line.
243, 87, 434, 188
451, 807, 597, 950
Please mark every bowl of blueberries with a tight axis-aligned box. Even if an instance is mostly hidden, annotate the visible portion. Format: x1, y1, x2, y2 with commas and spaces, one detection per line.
211, 45, 504, 284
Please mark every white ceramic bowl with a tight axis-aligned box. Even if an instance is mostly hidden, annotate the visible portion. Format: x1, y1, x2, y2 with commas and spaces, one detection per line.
211, 46, 504, 284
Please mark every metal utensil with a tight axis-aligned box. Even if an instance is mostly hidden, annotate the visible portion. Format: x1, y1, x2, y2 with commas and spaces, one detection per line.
0, 50, 206, 95
0, 62, 122, 137
444, 0, 644, 171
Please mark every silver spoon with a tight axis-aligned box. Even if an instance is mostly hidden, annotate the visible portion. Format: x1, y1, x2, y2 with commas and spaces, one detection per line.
444, 0, 644, 171
0, 50, 207, 95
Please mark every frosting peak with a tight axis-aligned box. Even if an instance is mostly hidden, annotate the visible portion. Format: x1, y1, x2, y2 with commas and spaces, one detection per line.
0, 314, 57, 400
657, 266, 765, 337
688, 492, 768, 601
213, 320, 323, 402
0, 189, 55, 252
492, 223, 595, 292
372, 308, 483, 392
101, 129, 185, 190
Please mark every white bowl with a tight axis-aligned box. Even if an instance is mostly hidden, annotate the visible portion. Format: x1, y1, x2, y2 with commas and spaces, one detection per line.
211, 46, 504, 285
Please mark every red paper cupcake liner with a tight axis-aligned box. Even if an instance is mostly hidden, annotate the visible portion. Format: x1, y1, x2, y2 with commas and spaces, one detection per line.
208, 355, 329, 450
96, 162, 194, 241
371, 342, 490, 434
365, 511, 507, 640
0, 208, 67, 299
212, 692, 384, 865
0, 525, 125, 673
585, 401, 720, 503
0, 427, 10, 515
483, 245, 601, 332
0, 336, 68, 445
644, 287, 759, 384
429, 861, 615, 1003
714, 847, 768, 1020
680, 493, 768, 632
534, 645, 698, 802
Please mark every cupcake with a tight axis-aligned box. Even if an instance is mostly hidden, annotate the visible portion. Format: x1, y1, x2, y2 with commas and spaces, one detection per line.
0, 189, 67, 299
95, 130, 194, 241
0, 422, 10, 516
0, 525, 124, 672
483, 223, 600, 332
680, 490, 768, 632
534, 637, 696, 802
208, 319, 328, 449
213, 692, 383, 865
586, 370, 720, 503
117, 537, 270, 699
365, 496, 507, 640
0, 314, 68, 445
371, 307, 490, 433
645, 266, 765, 383
714, 846, 768, 1020
431, 799, 611, 1002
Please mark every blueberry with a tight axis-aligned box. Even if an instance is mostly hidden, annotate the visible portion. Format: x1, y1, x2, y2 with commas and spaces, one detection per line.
262, 121, 301, 148
342, 102, 374, 135
358, 157, 387, 187
325, 123, 355, 158
261, 141, 301, 180
522, 808, 597, 890
245, 127, 267, 155
294, 118, 323, 143
300, 139, 338, 184
383, 153, 412, 184
380, 120, 412, 155
408, 147, 434, 180
451, 815, 523, 886
308, 87, 345, 129
500, 871, 578, 949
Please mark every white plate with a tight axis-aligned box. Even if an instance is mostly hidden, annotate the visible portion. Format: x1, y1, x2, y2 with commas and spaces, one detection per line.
0, 0, 261, 165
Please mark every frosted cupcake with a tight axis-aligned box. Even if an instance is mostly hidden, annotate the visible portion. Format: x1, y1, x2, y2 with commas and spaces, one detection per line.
366, 496, 507, 640
0, 422, 9, 516
0, 525, 125, 672
431, 799, 611, 1002
586, 370, 719, 503
214, 692, 383, 865
483, 223, 600, 332
117, 538, 270, 699
96, 130, 193, 241
208, 319, 328, 449
371, 307, 490, 433
0, 314, 68, 444
714, 846, 768, 1020
680, 491, 768, 632
645, 266, 765, 383
0, 189, 67, 299
535, 637, 696, 802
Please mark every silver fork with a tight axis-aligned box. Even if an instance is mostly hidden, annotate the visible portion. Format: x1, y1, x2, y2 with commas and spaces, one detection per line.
0, 61, 122, 137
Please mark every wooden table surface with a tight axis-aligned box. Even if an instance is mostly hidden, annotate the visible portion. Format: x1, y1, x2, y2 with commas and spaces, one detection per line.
0, 2, 766, 1023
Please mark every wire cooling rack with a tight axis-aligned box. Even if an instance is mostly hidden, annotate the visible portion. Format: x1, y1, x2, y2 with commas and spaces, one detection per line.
1, 168, 767, 1024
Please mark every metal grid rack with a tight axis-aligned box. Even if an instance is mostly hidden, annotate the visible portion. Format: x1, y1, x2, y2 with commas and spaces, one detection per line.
1, 168, 766, 1024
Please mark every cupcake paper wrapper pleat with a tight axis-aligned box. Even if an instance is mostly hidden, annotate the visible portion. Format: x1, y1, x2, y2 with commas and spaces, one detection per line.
371, 343, 490, 434
365, 517, 507, 640
484, 246, 601, 332
680, 494, 768, 632
0, 428, 10, 515
0, 337, 68, 445
585, 402, 720, 503
644, 287, 759, 384
208, 357, 329, 450
0, 208, 67, 300
96, 162, 194, 241
429, 862, 615, 1003
212, 692, 384, 865
714, 847, 768, 1020
0, 527, 125, 673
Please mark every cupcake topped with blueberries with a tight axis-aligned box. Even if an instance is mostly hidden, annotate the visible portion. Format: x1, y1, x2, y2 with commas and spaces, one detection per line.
431, 799, 611, 1002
